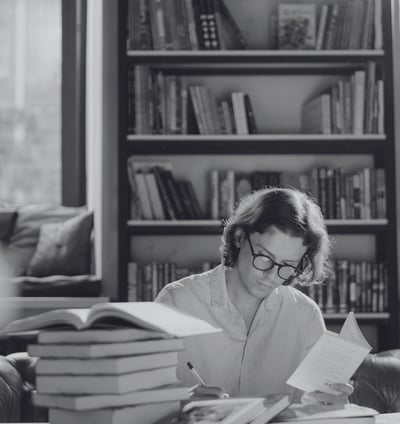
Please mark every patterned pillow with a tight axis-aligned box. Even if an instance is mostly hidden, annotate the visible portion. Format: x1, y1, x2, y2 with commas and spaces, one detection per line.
27, 211, 93, 277
3, 205, 85, 276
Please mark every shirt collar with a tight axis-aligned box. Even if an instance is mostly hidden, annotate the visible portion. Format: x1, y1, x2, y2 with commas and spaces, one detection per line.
209, 264, 282, 312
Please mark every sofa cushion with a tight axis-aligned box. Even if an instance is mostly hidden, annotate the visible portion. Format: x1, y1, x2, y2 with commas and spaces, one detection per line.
350, 351, 400, 413
3, 205, 86, 277
5, 275, 102, 297
27, 211, 93, 277
0, 210, 17, 244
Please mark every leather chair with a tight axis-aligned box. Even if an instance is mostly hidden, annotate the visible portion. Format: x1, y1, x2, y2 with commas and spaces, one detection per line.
0, 350, 399, 422
350, 349, 400, 413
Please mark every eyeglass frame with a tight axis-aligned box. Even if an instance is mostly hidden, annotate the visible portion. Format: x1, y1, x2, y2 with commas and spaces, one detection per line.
246, 235, 308, 282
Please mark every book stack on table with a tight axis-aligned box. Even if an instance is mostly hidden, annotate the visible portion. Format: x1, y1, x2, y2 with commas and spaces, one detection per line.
2, 302, 221, 424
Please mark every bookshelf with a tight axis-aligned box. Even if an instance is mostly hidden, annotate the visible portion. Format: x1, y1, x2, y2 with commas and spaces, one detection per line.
117, 0, 398, 351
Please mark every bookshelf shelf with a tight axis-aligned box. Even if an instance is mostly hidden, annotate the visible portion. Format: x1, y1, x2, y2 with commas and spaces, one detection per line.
118, 0, 398, 350
127, 50, 384, 64
323, 312, 390, 321
126, 135, 386, 155
127, 219, 388, 236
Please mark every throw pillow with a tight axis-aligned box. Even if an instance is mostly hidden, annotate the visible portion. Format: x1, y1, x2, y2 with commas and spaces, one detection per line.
27, 211, 93, 277
4, 205, 86, 276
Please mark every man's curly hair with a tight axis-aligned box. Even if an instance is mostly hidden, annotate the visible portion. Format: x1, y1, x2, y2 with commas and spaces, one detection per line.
220, 187, 331, 285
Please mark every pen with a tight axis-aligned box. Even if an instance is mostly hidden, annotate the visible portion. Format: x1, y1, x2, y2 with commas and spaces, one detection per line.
186, 361, 206, 386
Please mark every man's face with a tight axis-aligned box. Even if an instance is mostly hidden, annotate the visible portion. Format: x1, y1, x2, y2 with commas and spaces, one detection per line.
235, 226, 308, 299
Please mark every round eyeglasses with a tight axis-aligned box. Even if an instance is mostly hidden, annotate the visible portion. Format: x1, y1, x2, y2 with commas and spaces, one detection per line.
246, 235, 307, 281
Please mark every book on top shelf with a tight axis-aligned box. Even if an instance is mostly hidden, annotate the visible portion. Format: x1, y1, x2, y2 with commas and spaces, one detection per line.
278, 4, 317, 50
2, 301, 221, 338
33, 383, 189, 411
49, 401, 181, 424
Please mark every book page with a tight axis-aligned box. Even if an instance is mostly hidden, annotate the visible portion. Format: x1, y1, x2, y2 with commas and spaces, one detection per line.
286, 330, 371, 394
87, 302, 222, 337
340, 311, 372, 349
2, 308, 90, 333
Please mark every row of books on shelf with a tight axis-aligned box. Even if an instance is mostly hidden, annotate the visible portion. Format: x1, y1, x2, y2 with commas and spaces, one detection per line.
224, 166, 386, 221
129, 66, 258, 135
128, 159, 386, 221
127, 0, 246, 51
128, 259, 388, 314
126, 0, 382, 51
302, 62, 383, 135
275, 0, 382, 50
301, 260, 388, 314
127, 261, 216, 301
128, 159, 203, 220
210, 167, 386, 220
129, 63, 382, 135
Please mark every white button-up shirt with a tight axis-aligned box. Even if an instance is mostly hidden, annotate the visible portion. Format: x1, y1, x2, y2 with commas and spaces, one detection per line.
155, 264, 325, 397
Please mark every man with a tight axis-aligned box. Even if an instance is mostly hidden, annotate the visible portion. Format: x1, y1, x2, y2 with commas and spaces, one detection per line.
155, 187, 352, 403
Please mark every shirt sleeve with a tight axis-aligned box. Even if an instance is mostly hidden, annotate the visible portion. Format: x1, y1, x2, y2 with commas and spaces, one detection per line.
154, 283, 185, 311
304, 303, 326, 353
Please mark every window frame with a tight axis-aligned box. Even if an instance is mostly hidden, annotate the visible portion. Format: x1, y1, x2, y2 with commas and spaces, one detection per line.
61, 0, 86, 206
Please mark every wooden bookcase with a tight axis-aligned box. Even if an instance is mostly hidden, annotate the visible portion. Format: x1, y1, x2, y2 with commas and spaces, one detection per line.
117, 0, 398, 351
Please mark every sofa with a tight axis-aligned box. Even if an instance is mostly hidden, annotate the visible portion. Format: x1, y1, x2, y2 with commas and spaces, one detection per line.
0, 349, 398, 422
0, 204, 101, 297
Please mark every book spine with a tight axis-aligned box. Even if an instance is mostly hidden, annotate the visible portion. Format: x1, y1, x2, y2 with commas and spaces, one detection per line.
244, 93, 258, 134
183, 180, 204, 219
315, 4, 328, 50
183, 0, 200, 49
143, 171, 166, 220
210, 169, 219, 220
218, 0, 247, 49
152, 166, 177, 220
134, 172, 154, 220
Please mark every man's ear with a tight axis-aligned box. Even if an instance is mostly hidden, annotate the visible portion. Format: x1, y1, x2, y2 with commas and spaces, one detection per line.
234, 229, 245, 248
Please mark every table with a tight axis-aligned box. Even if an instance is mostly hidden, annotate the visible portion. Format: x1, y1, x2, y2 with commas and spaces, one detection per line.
375, 413, 400, 423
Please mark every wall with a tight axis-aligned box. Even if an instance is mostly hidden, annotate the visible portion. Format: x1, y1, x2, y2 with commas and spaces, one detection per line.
86, 0, 118, 299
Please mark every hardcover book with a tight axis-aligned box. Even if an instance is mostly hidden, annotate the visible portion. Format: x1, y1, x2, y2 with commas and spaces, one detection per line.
28, 338, 184, 359
36, 366, 178, 394
36, 325, 169, 345
34, 384, 188, 410
2, 301, 221, 338
273, 403, 377, 423
35, 351, 178, 375
157, 397, 266, 424
49, 401, 181, 424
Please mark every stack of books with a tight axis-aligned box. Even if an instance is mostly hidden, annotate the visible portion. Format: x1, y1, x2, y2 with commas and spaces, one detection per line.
2, 302, 221, 424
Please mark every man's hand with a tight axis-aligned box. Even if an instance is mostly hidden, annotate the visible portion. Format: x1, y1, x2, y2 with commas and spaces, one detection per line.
189, 384, 230, 400
301, 382, 354, 405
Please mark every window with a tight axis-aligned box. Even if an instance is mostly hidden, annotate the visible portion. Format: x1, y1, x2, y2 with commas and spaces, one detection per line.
0, 0, 62, 205
0, 0, 86, 207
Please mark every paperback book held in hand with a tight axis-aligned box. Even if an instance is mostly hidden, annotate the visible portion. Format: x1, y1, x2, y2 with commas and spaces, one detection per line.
286, 312, 371, 395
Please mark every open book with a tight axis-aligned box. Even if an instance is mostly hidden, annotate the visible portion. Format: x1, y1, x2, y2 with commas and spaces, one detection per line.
1, 302, 221, 338
272, 402, 377, 423
287, 312, 372, 394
